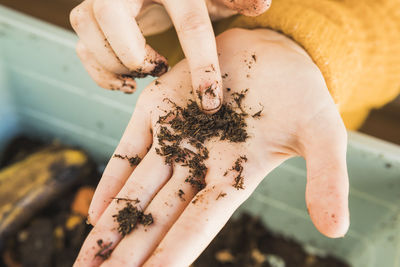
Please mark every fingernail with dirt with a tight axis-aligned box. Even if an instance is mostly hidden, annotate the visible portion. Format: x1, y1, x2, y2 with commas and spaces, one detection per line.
150, 60, 168, 77
199, 83, 222, 112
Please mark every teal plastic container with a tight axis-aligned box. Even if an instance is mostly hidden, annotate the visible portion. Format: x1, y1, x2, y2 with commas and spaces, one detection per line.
0, 6, 399, 266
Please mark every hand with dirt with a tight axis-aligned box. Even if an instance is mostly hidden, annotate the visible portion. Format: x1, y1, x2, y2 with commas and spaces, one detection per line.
70, 0, 271, 113
74, 28, 349, 267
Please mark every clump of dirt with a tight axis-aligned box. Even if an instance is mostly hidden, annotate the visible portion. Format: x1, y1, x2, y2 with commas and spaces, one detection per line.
158, 100, 248, 143
224, 156, 248, 190
113, 154, 141, 167
178, 189, 185, 201
232, 89, 249, 114
113, 201, 153, 237
155, 99, 249, 191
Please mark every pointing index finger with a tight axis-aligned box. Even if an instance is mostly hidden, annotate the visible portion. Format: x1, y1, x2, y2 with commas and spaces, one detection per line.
162, 0, 223, 113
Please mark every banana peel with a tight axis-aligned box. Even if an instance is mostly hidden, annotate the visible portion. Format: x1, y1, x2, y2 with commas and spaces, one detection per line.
0, 146, 93, 243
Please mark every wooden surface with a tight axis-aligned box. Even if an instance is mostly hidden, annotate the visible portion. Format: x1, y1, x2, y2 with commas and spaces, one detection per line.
0, 0, 399, 145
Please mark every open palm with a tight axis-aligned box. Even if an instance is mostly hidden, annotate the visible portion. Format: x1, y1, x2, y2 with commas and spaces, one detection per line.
74, 28, 349, 267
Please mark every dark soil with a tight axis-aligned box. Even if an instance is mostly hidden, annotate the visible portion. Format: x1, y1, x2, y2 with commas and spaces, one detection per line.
224, 155, 248, 190
155, 99, 249, 190
95, 239, 113, 260
194, 213, 350, 267
113, 201, 153, 237
113, 154, 141, 167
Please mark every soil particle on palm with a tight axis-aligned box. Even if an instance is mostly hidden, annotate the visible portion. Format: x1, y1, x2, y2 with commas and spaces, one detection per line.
113, 154, 141, 167
224, 156, 247, 190
159, 99, 249, 143
178, 189, 185, 201
231, 89, 249, 114
216, 192, 227, 200
155, 98, 250, 191
95, 239, 113, 260
252, 110, 262, 118
252, 104, 264, 118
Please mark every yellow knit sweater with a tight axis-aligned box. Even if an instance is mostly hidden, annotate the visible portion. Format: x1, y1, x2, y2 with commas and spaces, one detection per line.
147, 0, 400, 130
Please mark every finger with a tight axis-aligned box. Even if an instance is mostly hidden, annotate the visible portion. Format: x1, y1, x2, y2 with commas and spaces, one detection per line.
301, 112, 350, 238
162, 0, 223, 113
93, 0, 168, 76
74, 149, 172, 267
218, 0, 271, 16
143, 182, 252, 267
76, 41, 136, 93
102, 165, 197, 266
70, 0, 128, 74
88, 103, 152, 225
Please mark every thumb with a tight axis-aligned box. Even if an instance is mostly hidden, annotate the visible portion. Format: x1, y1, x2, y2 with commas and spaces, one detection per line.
302, 118, 350, 238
